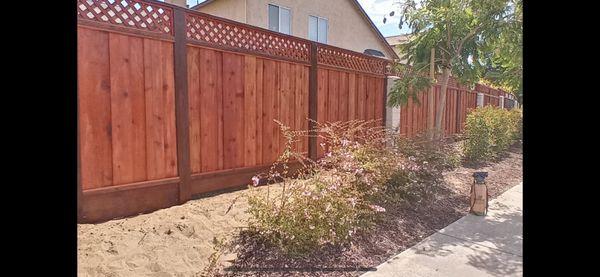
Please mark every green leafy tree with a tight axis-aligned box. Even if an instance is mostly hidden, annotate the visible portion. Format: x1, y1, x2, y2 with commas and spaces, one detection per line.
386, 0, 521, 139
480, 0, 522, 103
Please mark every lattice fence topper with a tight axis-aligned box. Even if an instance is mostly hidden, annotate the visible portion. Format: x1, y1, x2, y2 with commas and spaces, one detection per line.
77, 0, 173, 36
317, 44, 391, 75
186, 12, 310, 63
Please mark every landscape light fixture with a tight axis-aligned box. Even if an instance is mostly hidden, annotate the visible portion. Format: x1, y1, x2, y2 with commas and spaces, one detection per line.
470, 171, 489, 216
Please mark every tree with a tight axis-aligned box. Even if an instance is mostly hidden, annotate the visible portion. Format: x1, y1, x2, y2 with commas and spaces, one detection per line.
386, 0, 521, 139
480, 0, 522, 103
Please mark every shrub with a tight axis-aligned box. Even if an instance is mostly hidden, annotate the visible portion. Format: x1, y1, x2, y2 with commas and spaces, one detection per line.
393, 134, 462, 172
463, 106, 522, 162
246, 120, 405, 255
508, 108, 523, 141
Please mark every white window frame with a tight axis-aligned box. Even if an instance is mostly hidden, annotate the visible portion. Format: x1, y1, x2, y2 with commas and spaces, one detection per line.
308, 15, 328, 44
268, 3, 292, 35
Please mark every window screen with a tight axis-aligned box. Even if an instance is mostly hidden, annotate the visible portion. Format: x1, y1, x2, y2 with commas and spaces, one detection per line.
268, 4, 279, 32
309, 15, 328, 43
268, 4, 291, 35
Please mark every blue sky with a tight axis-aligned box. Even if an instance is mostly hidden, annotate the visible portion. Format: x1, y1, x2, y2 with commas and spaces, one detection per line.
186, 0, 411, 37
356, 0, 412, 36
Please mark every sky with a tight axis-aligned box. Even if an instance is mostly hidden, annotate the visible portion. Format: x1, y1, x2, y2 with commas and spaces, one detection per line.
356, 0, 412, 37
186, 0, 411, 37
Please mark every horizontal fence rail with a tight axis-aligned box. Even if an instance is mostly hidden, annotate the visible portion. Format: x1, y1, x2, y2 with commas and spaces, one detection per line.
397, 77, 516, 138
77, 0, 515, 222
77, 0, 390, 223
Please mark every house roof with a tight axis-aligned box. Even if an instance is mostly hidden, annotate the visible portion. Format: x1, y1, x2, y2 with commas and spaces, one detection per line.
385, 34, 411, 46
191, 0, 400, 60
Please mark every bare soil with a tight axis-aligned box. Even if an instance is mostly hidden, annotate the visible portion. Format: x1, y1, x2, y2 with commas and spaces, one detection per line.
218, 144, 522, 276
77, 144, 522, 277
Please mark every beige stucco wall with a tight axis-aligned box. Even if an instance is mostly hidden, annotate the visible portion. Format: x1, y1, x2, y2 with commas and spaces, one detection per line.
196, 0, 395, 59
164, 0, 188, 7
195, 0, 247, 22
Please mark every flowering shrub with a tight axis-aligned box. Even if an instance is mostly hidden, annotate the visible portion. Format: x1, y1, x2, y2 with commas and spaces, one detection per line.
246, 120, 404, 255
464, 106, 522, 162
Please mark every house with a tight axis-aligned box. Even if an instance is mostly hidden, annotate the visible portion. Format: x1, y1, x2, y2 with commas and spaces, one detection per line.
385, 34, 410, 63
181, 0, 399, 60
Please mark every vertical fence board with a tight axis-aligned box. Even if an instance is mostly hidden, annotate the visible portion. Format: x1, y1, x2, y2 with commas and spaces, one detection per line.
109, 33, 147, 185
347, 73, 357, 120
244, 56, 257, 167
144, 39, 177, 180
316, 68, 328, 157
187, 46, 202, 174
222, 52, 245, 169
199, 48, 220, 172
255, 58, 264, 165
301, 66, 310, 154
338, 72, 349, 122
262, 59, 276, 163
78, 28, 113, 190
279, 62, 291, 152
328, 70, 339, 122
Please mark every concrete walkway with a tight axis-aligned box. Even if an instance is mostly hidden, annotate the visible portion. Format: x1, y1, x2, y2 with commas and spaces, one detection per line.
363, 183, 523, 277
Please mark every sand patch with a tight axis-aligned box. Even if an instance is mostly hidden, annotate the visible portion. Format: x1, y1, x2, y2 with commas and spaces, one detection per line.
78, 186, 261, 276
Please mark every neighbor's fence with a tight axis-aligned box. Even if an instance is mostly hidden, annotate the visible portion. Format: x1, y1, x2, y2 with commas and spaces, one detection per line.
397, 77, 517, 138
77, 0, 389, 222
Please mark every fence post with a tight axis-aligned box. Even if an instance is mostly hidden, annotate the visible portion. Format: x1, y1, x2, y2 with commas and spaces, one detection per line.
77, 84, 83, 220
476, 92, 484, 107
308, 42, 319, 161
173, 8, 192, 204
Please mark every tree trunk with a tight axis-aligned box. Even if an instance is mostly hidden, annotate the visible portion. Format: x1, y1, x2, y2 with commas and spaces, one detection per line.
434, 67, 451, 140
427, 48, 436, 140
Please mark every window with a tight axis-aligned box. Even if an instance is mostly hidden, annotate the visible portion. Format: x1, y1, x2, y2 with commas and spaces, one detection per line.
268, 4, 291, 35
308, 15, 328, 43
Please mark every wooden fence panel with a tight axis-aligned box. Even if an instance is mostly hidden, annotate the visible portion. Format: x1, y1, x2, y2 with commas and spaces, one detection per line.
79, 27, 178, 190
78, 28, 113, 190
77, 0, 400, 222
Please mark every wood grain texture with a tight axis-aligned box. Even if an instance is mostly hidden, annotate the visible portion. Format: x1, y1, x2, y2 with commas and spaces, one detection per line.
255, 58, 264, 165
244, 56, 257, 167
109, 33, 147, 185
327, 70, 339, 122
316, 68, 328, 157
187, 46, 202, 173
222, 52, 245, 169
144, 39, 177, 180
338, 72, 348, 122
78, 28, 113, 190
262, 59, 276, 164
347, 73, 357, 120
198, 48, 222, 172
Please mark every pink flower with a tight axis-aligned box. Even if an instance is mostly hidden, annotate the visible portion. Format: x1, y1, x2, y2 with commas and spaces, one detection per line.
302, 191, 312, 196
348, 197, 357, 207
251, 176, 260, 186
369, 205, 386, 212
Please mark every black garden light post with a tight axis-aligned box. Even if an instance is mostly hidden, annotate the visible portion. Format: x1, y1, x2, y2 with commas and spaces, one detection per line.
470, 171, 489, 216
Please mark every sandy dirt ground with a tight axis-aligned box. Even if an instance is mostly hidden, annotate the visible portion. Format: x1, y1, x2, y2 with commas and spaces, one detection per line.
78, 145, 522, 277
78, 187, 254, 277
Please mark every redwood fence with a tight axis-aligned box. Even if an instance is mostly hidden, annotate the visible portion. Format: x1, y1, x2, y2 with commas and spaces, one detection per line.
77, 0, 516, 223
77, 0, 389, 222
398, 77, 517, 138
